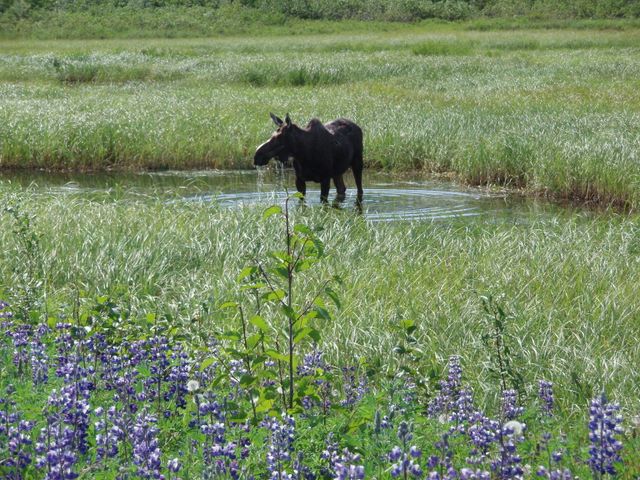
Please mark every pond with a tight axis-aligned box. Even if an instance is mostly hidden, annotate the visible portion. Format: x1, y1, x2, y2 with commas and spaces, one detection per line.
0, 168, 563, 222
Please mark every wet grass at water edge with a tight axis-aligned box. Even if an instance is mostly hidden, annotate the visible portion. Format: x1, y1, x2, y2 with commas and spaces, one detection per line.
0, 24, 639, 208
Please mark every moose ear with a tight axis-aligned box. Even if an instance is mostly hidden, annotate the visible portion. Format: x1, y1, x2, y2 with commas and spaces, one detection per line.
285, 113, 291, 126
270, 112, 284, 127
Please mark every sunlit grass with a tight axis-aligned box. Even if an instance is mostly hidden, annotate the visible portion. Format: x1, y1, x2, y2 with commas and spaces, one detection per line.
2, 186, 639, 412
0, 26, 639, 207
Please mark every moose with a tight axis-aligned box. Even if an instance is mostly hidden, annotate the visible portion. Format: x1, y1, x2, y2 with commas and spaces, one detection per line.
254, 113, 364, 203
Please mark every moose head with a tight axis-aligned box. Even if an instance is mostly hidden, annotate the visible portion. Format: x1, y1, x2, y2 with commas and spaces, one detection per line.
253, 113, 296, 166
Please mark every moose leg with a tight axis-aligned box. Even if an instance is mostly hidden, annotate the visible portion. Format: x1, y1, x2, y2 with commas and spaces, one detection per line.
295, 176, 306, 198
320, 179, 331, 203
333, 175, 346, 202
352, 150, 364, 203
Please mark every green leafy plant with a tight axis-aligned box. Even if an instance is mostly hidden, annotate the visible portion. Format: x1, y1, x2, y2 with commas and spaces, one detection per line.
480, 294, 525, 397
3, 195, 44, 321
212, 195, 341, 418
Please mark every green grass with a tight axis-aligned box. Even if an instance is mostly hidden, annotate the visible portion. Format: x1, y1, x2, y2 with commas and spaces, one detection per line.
2, 186, 640, 412
1, 24, 639, 208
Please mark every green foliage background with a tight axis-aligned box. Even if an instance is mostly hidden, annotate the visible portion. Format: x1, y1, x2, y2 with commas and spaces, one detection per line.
1, 0, 639, 38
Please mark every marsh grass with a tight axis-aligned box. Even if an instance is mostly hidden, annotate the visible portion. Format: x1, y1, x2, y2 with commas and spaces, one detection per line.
1, 186, 639, 412
1, 26, 639, 207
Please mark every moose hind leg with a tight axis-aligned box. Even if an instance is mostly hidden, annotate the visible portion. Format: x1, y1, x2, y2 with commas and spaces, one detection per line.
320, 179, 331, 203
333, 175, 347, 202
353, 159, 364, 203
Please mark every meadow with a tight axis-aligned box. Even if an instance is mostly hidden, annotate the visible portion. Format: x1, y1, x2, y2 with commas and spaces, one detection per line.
1, 184, 640, 478
2, 16, 640, 480
1, 23, 640, 208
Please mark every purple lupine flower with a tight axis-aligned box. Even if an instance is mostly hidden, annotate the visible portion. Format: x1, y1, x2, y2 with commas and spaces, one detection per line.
322, 433, 364, 480
292, 451, 315, 480
428, 355, 473, 427
389, 421, 423, 478
428, 433, 457, 479
265, 415, 296, 480
228, 359, 248, 387
94, 406, 123, 461
132, 409, 163, 479
35, 386, 85, 480
331, 448, 365, 480
196, 392, 243, 479
340, 366, 368, 407
460, 468, 491, 479
588, 393, 623, 477
165, 345, 189, 412
536, 466, 572, 479
501, 390, 523, 421
490, 421, 526, 479
466, 411, 500, 466
167, 457, 182, 478
30, 326, 50, 385
142, 336, 171, 406
7, 323, 31, 374
0, 300, 13, 318
1, 385, 36, 475
538, 381, 554, 417
297, 349, 332, 412
297, 349, 327, 377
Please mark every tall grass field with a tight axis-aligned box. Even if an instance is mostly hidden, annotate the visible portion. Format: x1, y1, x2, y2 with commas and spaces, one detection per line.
1, 23, 639, 207
2, 13, 640, 479
1, 185, 640, 478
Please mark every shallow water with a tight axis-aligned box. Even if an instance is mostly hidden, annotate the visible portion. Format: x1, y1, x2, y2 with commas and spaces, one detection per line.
0, 168, 563, 222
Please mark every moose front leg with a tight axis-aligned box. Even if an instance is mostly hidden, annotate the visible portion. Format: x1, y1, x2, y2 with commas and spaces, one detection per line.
320, 179, 331, 203
295, 176, 306, 198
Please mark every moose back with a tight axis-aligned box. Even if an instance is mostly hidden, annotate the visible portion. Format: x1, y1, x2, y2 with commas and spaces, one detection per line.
254, 113, 363, 202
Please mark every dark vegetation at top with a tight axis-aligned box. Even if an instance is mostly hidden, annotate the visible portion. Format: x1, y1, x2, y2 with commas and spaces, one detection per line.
1, 0, 639, 40
3, 0, 640, 19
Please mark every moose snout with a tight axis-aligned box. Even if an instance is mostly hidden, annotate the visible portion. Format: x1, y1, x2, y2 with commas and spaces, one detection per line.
253, 140, 272, 166
253, 150, 269, 166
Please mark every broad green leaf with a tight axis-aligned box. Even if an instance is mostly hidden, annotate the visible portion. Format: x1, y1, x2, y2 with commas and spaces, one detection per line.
263, 205, 282, 219
264, 289, 286, 302
249, 315, 269, 332
219, 301, 238, 310
314, 304, 331, 321
220, 331, 241, 341
237, 266, 257, 282
325, 287, 342, 309
293, 327, 312, 343
294, 259, 313, 273
273, 267, 290, 279
282, 305, 297, 321
256, 397, 276, 413
265, 349, 289, 363
239, 374, 257, 387
293, 224, 313, 235
308, 328, 321, 343
229, 411, 248, 422
270, 251, 293, 264
246, 333, 262, 350
399, 319, 416, 334
200, 357, 216, 372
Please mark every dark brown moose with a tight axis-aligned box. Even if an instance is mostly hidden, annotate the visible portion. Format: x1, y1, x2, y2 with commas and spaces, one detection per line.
254, 113, 364, 203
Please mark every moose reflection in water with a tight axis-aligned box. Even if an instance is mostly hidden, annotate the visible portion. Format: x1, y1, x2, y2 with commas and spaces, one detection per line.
254, 113, 364, 203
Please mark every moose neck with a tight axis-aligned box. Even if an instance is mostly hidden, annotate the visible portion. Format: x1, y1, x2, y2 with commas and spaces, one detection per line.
288, 126, 310, 160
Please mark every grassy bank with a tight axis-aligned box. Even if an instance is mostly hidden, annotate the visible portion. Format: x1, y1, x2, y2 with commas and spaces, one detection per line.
1, 24, 639, 207
2, 186, 640, 411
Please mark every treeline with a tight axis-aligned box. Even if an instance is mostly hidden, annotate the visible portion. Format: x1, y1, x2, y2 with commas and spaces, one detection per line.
1, 0, 639, 21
